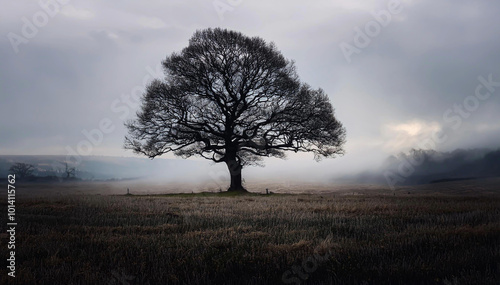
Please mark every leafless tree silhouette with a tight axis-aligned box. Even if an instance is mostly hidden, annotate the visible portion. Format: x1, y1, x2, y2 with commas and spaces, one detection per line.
9, 162, 35, 178
64, 162, 76, 179
125, 28, 346, 191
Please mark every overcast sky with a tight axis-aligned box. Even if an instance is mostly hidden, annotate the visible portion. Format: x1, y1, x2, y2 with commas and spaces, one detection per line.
1, 0, 500, 179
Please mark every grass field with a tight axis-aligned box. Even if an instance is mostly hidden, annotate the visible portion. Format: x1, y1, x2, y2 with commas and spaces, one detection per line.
1, 180, 500, 284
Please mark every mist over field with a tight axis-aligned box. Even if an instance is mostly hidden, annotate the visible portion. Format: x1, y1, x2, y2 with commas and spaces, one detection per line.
2, 147, 500, 193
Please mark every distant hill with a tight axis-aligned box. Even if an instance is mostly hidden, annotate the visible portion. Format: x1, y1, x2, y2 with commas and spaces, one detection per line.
0, 155, 207, 181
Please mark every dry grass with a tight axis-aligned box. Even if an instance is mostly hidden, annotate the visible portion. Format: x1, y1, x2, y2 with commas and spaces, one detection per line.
0, 184, 499, 284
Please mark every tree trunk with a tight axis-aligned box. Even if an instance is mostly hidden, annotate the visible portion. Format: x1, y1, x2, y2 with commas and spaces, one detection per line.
226, 159, 246, 192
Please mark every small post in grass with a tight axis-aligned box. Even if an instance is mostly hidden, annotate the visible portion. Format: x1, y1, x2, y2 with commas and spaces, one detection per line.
266, 188, 269, 195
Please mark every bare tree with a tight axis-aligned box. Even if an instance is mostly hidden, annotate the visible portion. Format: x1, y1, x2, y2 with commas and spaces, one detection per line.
125, 28, 346, 191
64, 162, 76, 179
9, 162, 35, 178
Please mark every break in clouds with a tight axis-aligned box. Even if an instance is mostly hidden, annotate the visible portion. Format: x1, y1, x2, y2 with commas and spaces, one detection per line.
1, 0, 500, 181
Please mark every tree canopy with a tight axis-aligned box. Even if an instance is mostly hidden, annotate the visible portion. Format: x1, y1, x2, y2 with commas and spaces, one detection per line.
125, 28, 346, 191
